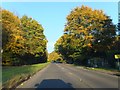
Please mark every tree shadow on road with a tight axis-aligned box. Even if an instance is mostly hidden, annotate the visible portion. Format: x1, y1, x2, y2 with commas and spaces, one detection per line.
35, 79, 75, 90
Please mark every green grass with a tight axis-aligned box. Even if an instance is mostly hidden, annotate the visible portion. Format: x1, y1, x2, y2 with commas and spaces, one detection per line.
73, 63, 119, 71
87, 67, 118, 72
86, 67, 120, 76
87, 67, 119, 73
0, 67, 2, 89
73, 63, 120, 76
2, 62, 50, 88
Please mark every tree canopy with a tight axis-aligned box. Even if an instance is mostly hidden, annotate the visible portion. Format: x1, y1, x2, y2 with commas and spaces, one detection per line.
55, 5, 116, 65
48, 51, 62, 62
20, 15, 47, 56
1, 9, 48, 65
2, 9, 24, 55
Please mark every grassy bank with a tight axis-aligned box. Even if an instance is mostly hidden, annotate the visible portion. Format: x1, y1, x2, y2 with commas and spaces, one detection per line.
0, 66, 2, 90
86, 67, 120, 76
2, 62, 49, 88
73, 64, 120, 76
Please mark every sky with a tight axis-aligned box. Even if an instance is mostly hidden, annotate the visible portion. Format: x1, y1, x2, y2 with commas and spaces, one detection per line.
2, 2, 118, 53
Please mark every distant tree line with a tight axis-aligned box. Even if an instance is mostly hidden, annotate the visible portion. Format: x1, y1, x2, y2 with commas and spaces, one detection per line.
54, 5, 120, 68
1, 9, 48, 66
48, 51, 63, 62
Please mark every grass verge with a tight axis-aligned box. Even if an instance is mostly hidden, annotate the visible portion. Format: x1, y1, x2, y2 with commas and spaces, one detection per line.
86, 67, 120, 76
73, 64, 120, 76
2, 62, 49, 88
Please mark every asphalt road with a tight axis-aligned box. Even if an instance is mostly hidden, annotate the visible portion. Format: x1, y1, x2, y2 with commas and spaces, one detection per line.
17, 63, 119, 89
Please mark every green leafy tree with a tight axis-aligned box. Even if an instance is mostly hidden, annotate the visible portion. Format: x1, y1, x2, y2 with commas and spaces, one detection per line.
20, 15, 47, 63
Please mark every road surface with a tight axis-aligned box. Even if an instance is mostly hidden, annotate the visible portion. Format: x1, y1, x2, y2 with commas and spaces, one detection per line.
17, 63, 119, 89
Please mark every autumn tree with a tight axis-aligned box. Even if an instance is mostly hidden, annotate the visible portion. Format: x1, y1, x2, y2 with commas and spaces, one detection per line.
55, 5, 116, 65
1, 9, 25, 65
1, 9, 48, 65
2, 9, 25, 54
48, 51, 62, 62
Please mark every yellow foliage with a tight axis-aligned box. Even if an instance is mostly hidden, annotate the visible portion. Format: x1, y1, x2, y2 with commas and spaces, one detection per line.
48, 51, 61, 61
87, 43, 92, 48
2, 9, 25, 54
